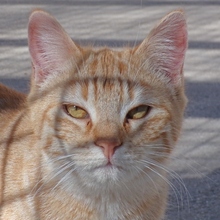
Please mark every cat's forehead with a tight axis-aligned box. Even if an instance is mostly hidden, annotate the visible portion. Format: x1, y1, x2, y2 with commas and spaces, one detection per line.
81, 48, 133, 78
65, 77, 142, 105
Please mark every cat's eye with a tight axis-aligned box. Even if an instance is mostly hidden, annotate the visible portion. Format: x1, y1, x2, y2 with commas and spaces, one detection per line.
65, 105, 88, 119
126, 105, 151, 120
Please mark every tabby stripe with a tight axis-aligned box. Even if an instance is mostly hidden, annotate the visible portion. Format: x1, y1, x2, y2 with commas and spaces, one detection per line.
0, 112, 25, 205
118, 61, 127, 75
89, 58, 98, 75
81, 80, 89, 101
117, 78, 123, 104
126, 80, 134, 102
92, 77, 98, 101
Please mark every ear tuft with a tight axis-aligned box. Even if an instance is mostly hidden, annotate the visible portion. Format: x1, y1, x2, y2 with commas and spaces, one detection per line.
136, 10, 188, 86
28, 10, 81, 84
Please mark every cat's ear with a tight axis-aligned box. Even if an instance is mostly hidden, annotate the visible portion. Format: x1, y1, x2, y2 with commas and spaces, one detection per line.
28, 10, 81, 84
135, 10, 187, 86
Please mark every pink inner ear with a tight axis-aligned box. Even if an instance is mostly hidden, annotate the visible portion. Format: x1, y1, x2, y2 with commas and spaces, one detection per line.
169, 19, 188, 68
164, 22, 187, 82
28, 10, 80, 84
28, 19, 49, 82
137, 11, 188, 85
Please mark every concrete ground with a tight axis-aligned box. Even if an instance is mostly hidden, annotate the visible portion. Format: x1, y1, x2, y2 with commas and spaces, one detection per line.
0, 0, 219, 219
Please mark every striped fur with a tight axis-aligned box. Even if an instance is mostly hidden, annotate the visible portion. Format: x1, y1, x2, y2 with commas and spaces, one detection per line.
0, 10, 187, 219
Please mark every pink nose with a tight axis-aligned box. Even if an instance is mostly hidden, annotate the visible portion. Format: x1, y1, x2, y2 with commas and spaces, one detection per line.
95, 138, 122, 160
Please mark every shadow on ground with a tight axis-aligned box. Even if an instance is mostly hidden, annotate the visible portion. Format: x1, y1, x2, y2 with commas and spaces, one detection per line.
0, 78, 29, 93
167, 168, 220, 220
185, 81, 220, 119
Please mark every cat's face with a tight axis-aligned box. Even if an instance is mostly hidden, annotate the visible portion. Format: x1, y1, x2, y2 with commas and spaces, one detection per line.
28, 10, 187, 190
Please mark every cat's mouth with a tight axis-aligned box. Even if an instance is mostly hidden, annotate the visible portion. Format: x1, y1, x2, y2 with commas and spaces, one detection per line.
93, 161, 123, 171
103, 162, 115, 169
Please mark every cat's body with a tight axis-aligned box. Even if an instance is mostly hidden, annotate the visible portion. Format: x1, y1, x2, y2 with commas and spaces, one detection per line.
0, 10, 187, 220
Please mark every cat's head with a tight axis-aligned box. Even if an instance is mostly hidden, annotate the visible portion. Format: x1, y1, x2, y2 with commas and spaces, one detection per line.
27, 10, 187, 190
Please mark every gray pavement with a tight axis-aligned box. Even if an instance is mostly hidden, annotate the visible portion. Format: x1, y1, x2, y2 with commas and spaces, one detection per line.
0, 1, 220, 219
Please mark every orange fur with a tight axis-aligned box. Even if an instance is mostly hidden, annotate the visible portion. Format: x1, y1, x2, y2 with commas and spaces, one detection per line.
0, 10, 187, 219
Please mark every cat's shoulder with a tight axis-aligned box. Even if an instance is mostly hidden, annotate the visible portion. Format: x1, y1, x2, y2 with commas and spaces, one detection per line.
0, 83, 26, 114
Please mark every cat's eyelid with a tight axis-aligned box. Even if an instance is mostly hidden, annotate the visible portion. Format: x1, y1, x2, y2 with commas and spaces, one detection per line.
62, 103, 90, 120
62, 102, 88, 111
125, 105, 152, 121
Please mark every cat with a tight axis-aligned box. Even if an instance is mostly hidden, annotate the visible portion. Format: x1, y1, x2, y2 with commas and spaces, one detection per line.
0, 9, 187, 220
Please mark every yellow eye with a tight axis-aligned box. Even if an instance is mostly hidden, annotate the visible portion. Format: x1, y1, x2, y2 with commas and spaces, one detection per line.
127, 105, 150, 120
65, 105, 88, 119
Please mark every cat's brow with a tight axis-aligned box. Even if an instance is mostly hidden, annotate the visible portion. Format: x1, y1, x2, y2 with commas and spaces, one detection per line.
69, 77, 138, 102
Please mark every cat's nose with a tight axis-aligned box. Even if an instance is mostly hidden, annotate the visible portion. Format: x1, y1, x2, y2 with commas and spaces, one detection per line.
95, 138, 122, 160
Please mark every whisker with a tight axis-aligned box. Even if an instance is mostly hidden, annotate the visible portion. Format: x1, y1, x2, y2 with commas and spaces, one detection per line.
146, 159, 191, 200
32, 160, 76, 197
136, 159, 181, 211
132, 164, 160, 195
50, 162, 76, 192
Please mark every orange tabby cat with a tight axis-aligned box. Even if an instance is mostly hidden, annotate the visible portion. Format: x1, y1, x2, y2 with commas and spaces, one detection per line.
0, 9, 187, 219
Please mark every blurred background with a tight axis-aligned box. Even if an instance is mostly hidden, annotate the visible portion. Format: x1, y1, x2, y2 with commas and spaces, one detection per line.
0, 0, 220, 219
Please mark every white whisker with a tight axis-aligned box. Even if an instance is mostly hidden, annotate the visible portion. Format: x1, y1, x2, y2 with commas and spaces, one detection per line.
32, 158, 76, 197
136, 159, 181, 211
132, 164, 159, 195
50, 162, 76, 192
